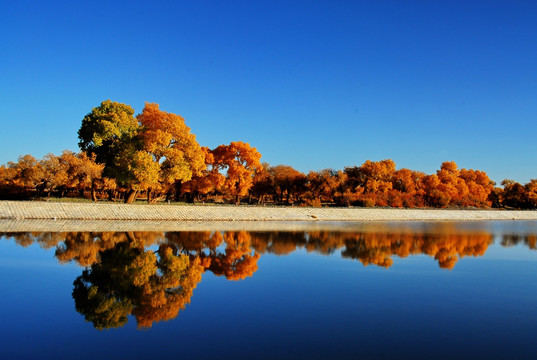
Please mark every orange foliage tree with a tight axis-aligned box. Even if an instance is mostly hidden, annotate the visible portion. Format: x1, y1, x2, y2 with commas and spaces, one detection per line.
180, 147, 226, 202
525, 179, 537, 209
249, 162, 273, 204
501, 179, 527, 208
343, 159, 396, 206
390, 168, 426, 207
268, 165, 307, 204
0, 151, 106, 201
305, 169, 347, 206
424, 162, 493, 207
3, 155, 44, 196
210, 141, 263, 204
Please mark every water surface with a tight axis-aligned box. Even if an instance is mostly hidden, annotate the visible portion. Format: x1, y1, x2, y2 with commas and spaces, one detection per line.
1, 221, 536, 359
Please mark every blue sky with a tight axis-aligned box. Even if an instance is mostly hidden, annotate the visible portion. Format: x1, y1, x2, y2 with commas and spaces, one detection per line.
1, 0, 536, 184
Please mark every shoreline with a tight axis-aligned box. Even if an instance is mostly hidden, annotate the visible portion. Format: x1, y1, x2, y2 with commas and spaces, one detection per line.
1, 200, 536, 222
2, 219, 537, 233
0, 200, 536, 232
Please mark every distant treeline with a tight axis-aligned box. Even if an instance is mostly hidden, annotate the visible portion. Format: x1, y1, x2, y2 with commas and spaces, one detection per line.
0, 100, 536, 209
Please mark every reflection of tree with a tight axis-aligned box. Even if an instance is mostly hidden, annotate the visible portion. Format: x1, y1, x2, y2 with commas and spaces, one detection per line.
205, 231, 260, 280
343, 238, 394, 268
341, 232, 493, 269
2, 230, 262, 329
2, 227, 532, 330
72, 240, 203, 329
166, 231, 261, 281
501, 234, 537, 250
250, 232, 307, 255
56, 231, 164, 266
305, 231, 346, 255
68, 230, 261, 329
0, 228, 504, 274
6, 232, 41, 247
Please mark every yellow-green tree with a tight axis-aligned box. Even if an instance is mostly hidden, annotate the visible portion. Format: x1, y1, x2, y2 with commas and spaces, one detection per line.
78, 100, 139, 201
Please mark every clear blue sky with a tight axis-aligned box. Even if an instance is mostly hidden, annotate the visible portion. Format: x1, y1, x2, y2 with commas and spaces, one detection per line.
1, 0, 536, 184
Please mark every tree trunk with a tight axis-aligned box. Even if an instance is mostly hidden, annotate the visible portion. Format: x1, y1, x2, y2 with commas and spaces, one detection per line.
91, 188, 98, 202
186, 192, 195, 204
147, 188, 152, 203
174, 181, 182, 202
126, 231, 136, 243
125, 189, 138, 204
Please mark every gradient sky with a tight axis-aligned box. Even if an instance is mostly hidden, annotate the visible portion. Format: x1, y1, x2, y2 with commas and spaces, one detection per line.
1, 0, 536, 184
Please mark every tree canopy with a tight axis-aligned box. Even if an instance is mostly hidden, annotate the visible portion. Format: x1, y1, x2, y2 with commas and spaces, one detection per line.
77, 100, 206, 203
2, 98, 537, 208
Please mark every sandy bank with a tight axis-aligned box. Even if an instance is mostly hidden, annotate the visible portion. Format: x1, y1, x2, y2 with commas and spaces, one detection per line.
1, 201, 536, 224
2, 218, 537, 233
1, 200, 536, 232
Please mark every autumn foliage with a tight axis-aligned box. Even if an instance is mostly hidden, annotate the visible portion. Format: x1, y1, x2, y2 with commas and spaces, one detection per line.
246, 160, 497, 208
0, 99, 535, 208
0, 151, 108, 201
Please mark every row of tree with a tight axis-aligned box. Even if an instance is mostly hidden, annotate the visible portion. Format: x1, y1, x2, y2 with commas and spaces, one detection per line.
248, 160, 497, 208
0, 100, 536, 208
4, 153, 536, 208
0, 152, 106, 201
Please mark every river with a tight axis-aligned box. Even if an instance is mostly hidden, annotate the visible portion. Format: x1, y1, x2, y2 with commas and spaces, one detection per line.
1, 221, 536, 359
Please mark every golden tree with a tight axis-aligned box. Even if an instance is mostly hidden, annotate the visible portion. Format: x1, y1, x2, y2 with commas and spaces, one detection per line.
180, 147, 226, 202
137, 103, 205, 202
269, 164, 307, 204
6, 154, 45, 194
211, 141, 262, 204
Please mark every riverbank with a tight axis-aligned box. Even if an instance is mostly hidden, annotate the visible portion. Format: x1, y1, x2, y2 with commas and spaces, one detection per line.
1, 200, 536, 222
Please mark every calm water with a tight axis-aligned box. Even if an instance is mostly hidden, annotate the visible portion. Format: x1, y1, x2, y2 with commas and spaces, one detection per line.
1, 221, 537, 359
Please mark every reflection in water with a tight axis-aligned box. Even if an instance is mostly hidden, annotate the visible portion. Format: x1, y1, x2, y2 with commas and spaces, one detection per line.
501, 234, 537, 249
340, 232, 492, 269
72, 241, 203, 329
2, 226, 536, 330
